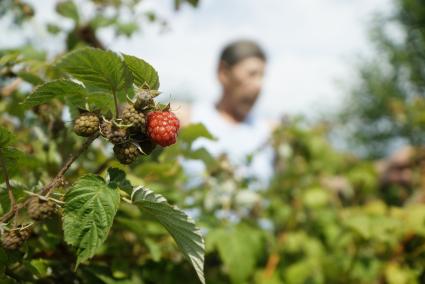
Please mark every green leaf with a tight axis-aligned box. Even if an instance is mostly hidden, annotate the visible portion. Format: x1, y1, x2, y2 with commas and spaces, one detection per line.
385, 263, 418, 284
175, 0, 200, 10
0, 52, 20, 65
302, 187, 330, 208
63, 175, 120, 266
187, 0, 200, 7
134, 162, 181, 183
207, 225, 264, 284
0, 148, 38, 183
0, 181, 26, 215
29, 259, 49, 277
0, 127, 14, 148
107, 168, 132, 192
57, 48, 132, 94
179, 123, 215, 145
90, 15, 117, 29
116, 22, 139, 37
86, 91, 116, 113
144, 238, 162, 262
123, 54, 159, 90
17, 71, 44, 86
23, 79, 87, 108
46, 23, 62, 34
132, 187, 205, 284
56, 1, 79, 23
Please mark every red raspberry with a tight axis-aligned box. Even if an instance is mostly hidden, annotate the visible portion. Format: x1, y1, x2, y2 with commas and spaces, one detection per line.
147, 111, 180, 147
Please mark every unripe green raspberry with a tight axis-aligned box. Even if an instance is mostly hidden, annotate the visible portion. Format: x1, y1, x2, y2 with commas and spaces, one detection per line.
73, 112, 99, 137
27, 196, 57, 221
113, 142, 140, 164
1, 226, 32, 250
108, 127, 128, 145
100, 120, 113, 139
122, 104, 146, 132
134, 90, 156, 112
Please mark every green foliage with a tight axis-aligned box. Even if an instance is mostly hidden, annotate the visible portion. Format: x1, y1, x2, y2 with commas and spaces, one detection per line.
56, 0, 80, 23
2, 0, 425, 283
1, 39, 206, 281
132, 186, 205, 284
107, 168, 132, 192
57, 48, 132, 94
174, 0, 200, 10
179, 123, 215, 145
23, 79, 88, 108
22, 48, 162, 117
0, 148, 38, 184
63, 174, 120, 266
17, 71, 44, 86
207, 225, 264, 284
123, 54, 160, 90
338, 0, 425, 158
0, 126, 14, 148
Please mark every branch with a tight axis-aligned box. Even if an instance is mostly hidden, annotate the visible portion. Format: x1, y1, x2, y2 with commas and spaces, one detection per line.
0, 134, 99, 224
0, 149, 16, 219
41, 133, 99, 196
0, 200, 24, 225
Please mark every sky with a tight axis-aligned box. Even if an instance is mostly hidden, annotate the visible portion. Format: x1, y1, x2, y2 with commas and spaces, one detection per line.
108, 0, 393, 119
1, 0, 393, 119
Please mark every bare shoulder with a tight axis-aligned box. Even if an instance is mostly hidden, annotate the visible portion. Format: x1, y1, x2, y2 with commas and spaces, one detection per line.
172, 101, 192, 127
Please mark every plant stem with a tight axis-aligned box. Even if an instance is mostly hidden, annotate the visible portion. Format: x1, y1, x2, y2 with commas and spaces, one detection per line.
41, 133, 99, 196
0, 150, 16, 219
0, 134, 99, 224
94, 157, 113, 174
112, 89, 120, 118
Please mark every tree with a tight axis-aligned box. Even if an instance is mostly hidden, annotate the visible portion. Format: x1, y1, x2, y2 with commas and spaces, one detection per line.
339, 0, 425, 159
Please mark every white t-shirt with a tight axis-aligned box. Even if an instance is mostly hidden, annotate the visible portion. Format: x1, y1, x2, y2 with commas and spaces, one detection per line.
186, 102, 274, 187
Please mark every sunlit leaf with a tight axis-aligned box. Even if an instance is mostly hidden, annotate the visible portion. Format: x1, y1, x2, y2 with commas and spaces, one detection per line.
123, 54, 159, 90
57, 48, 132, 94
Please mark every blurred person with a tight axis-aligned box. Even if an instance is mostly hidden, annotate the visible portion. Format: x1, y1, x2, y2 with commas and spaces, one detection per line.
177, 39, 274, 186
376, 146, 425, 205
377, 146, 415, 188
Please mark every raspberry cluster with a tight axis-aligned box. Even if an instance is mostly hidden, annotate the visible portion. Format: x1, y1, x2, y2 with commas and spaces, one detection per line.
27, 196, 57, 221
1, 226, 32, 250
73, 89, 180, 165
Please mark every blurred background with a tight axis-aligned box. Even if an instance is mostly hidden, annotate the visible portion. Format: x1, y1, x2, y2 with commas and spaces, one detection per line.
1, 0, 391, 117
2, 0, 425, 283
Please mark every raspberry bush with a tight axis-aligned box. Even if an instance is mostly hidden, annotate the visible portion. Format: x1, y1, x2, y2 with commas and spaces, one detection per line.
0, 46, 203, 283
2, 0, 425, 283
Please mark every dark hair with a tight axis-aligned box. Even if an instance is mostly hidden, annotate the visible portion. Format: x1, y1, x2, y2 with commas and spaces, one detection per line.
219, 39, 266, 67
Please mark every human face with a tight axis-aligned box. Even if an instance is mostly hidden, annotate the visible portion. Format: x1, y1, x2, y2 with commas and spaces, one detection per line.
219, 57, 266, 121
